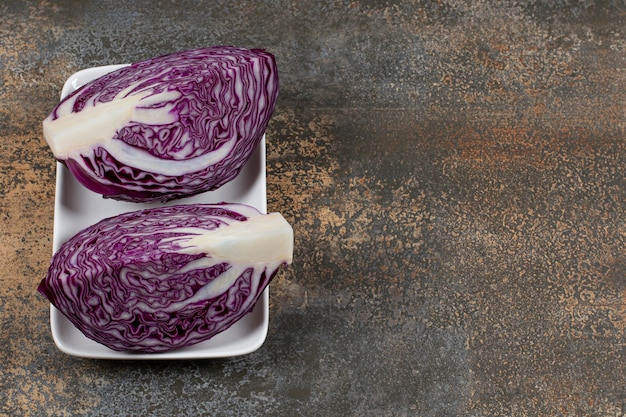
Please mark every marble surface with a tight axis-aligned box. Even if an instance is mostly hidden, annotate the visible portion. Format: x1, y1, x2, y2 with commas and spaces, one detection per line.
1, 1, 624, 415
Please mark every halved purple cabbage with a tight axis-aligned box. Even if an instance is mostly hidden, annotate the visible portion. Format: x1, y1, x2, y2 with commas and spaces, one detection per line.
38, 203, 293, 353
43, 46, 279, 202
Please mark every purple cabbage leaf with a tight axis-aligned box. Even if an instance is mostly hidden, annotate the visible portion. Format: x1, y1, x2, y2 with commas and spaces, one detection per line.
43, 46, 279, 202
38, 203, 293, 353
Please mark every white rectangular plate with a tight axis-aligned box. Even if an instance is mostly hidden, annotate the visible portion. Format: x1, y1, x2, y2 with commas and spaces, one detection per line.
48, 65, 269, 359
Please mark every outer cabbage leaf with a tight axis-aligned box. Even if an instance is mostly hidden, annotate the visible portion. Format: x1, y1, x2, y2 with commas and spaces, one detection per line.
38, 203, 293, 353
43, 46, 279, 202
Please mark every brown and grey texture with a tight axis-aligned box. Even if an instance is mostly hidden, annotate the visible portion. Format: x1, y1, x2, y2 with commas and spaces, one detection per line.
1, 1, 624, 416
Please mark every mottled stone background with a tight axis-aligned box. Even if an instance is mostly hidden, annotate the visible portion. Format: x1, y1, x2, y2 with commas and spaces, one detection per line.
1, 1, 624, 416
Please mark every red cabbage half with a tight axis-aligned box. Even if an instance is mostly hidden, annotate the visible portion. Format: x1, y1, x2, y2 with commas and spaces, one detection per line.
43, 46, 279, 202
38, 203, 293, 353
